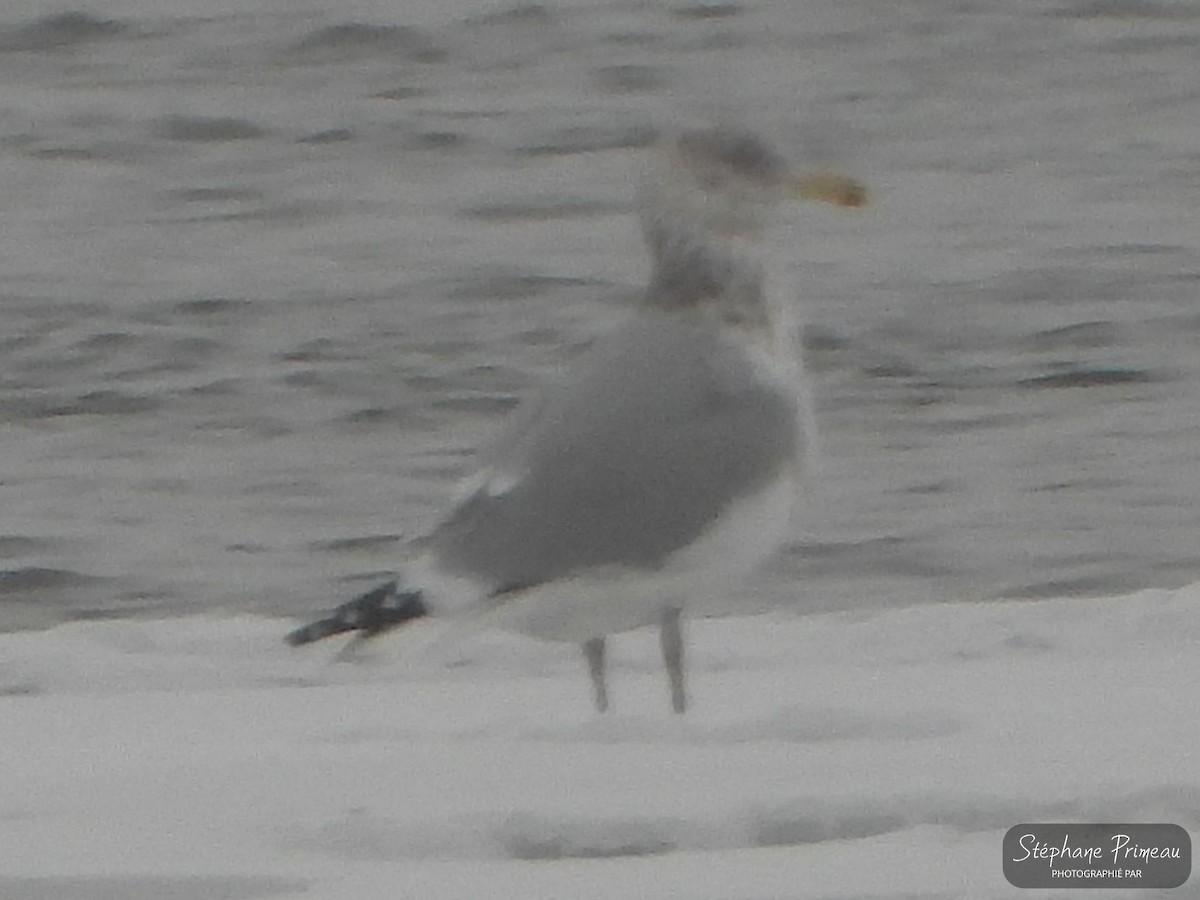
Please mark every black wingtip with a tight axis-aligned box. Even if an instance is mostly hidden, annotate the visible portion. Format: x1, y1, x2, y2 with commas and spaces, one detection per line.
285, 580, 428, 648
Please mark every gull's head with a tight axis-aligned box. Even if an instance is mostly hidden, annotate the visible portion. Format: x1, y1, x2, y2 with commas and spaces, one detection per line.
640, 126, 866, 242
639, 126, 866, 321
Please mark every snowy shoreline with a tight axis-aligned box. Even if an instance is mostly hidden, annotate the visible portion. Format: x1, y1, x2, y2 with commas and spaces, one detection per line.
3, 585, 1197, 899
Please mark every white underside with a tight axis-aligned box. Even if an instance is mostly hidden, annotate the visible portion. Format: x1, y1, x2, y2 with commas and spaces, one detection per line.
410, 471, 796, 643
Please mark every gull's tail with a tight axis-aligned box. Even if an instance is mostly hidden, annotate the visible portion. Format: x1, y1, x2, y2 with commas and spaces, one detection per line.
285, 580, 428, 648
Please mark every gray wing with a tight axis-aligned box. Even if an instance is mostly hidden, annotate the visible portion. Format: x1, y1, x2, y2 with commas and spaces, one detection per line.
426, 313, 802, 593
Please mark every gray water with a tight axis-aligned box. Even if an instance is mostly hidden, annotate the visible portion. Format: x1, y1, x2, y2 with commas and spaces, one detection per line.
1, 0, 1198, 630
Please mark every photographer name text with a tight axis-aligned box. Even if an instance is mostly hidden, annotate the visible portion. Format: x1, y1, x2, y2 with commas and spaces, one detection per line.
1012, 832, 1183, 869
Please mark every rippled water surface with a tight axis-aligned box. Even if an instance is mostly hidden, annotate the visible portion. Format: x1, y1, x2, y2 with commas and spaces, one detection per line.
2, 0, 1198, 628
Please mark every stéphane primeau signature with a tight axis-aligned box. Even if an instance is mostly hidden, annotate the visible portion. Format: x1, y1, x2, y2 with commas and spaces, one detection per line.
1004, 822, 1190, 888
1011, 831, 1184, 869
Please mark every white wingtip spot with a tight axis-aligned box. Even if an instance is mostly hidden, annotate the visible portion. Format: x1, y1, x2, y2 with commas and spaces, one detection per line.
453, 466, 523, 503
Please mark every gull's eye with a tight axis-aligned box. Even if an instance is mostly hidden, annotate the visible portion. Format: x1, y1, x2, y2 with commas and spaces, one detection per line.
722, 135, 770, 174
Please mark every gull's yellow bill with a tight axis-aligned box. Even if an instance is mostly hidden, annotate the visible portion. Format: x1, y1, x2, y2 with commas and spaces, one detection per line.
788, 172, 868, 208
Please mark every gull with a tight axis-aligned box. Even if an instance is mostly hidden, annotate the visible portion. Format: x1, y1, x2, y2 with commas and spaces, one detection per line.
286, 126, 864, 713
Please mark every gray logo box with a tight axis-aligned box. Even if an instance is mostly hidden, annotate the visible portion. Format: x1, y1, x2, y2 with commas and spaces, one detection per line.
1004, 824, 1190, 888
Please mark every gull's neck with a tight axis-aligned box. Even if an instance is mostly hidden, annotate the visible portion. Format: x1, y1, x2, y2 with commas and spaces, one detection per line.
641, 214, 780, 336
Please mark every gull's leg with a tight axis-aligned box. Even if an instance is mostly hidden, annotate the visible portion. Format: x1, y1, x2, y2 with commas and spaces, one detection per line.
583, 637, 609, 713
660, 606, 686, 714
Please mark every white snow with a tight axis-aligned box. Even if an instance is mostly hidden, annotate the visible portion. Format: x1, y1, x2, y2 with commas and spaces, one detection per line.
3, 584, 1198, 899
